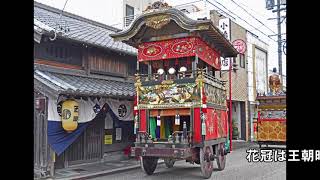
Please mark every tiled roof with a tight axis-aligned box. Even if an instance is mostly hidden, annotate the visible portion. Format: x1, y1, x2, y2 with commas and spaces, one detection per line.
34, 1, 137, 55
34, 69, 135, 97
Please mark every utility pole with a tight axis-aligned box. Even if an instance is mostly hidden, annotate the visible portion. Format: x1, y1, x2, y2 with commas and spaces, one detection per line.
276, 0, 282, 85
266, 0, 286, 87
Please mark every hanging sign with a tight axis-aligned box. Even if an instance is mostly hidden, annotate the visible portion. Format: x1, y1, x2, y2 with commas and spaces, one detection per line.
221, 57, 231, 71
232, 39, 246, 54
219, 18, 231, 41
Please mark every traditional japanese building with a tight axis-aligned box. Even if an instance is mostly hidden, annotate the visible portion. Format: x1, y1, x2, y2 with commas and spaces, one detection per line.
34, 2, 137, 178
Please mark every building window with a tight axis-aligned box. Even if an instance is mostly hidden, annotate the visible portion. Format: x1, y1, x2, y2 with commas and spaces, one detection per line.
125, 5, 134, 27
34, 41, 82, 66
239, 54, 245, 68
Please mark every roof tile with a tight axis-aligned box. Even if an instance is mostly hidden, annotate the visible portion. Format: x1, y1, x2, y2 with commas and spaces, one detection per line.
34, 2, 137, 55
35, 70, 135, 97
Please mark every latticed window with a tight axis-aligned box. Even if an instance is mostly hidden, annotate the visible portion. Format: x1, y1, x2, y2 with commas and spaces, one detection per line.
34, 41, 82, 66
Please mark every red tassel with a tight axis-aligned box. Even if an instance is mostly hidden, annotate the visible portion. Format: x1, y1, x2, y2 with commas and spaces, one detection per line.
175, 58, 179, 66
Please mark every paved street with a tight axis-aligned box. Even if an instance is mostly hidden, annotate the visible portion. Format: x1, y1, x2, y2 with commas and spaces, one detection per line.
90, 145, 286, 180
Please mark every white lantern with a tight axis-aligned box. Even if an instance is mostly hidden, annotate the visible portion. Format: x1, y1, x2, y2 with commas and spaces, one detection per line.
168, 67, 176, 74
157, 68, 164, 75
179, 66, 187, 72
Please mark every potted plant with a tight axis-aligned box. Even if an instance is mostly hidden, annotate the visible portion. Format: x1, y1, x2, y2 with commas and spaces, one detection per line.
232, 119, 239, 140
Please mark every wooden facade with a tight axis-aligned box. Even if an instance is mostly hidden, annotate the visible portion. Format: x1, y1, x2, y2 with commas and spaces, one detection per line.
55, 117, 105, 168
34, 36, 136, 174
34, 39, 136, 78
34, 40, 83, 67
88, 48, 136, 77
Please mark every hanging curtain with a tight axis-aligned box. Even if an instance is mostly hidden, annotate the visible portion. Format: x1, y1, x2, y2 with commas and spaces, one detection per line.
149, 117, 156, 139
46, 96, 133, 155
105, 98, 134, 121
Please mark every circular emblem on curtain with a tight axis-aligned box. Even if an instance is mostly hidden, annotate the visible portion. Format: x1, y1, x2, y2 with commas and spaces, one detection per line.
118, 104, 127, 117
62, 109, 71, 119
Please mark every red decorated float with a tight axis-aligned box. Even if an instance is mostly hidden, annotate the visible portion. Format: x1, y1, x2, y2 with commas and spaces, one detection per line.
254, 69, 286, 148
111, 1, 238, 178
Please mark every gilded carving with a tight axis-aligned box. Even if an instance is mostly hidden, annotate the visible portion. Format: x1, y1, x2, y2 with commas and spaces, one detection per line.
145, 15, 171, 30
139, 83, 199, 105
144, 1, 172, 13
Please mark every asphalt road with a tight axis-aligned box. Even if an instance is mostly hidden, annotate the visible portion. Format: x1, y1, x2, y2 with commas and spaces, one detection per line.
90, 145, 286, 180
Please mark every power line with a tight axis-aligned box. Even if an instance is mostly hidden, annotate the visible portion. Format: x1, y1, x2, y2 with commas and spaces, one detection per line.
209, 0, 276, 41
206, 0, 277, 42
197, 0, 237, 20
228, 0, 277, 35
207, 0, 238, 20
173, 0, 203, 8
55, 0, 70, 31
237, 0, 269, 20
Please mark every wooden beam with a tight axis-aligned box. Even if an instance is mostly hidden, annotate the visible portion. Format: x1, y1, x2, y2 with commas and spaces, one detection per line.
150, 108, 190, 117
35, 59, 83, 70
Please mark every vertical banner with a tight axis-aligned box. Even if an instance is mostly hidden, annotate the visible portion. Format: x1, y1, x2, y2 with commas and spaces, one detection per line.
218, 18, 231, 41
219, 18, 231, 71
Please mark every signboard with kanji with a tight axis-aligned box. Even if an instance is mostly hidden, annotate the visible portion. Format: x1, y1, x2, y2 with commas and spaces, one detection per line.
218, 18, 231, 41
221, 57, 231, 71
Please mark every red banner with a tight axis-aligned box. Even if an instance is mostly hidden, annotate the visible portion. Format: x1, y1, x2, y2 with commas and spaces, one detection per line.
138, 37, 221, 69
205, 108, 228, 140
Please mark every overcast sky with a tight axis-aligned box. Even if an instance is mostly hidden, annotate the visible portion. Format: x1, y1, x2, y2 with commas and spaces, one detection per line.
35, 0, 286, 76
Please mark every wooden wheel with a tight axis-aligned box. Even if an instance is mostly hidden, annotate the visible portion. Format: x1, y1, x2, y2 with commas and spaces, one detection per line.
200, 146, 214, 179
164, 158, 175, 168
215, 143, 226, 171
140, 156, 158, 175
